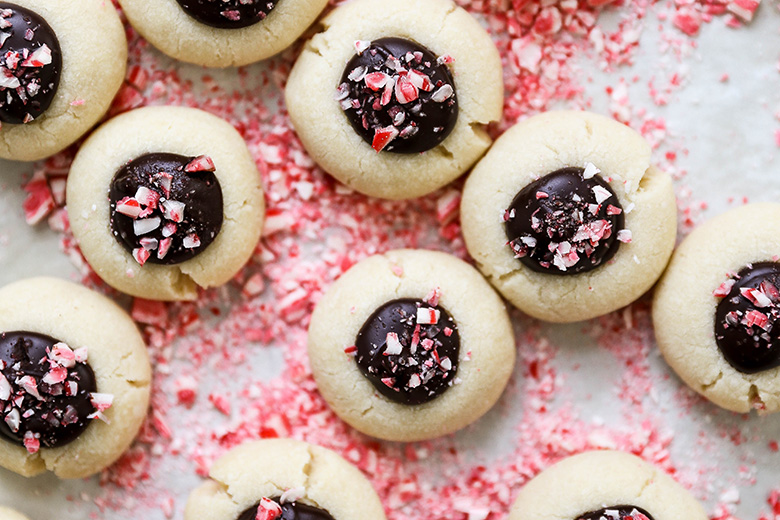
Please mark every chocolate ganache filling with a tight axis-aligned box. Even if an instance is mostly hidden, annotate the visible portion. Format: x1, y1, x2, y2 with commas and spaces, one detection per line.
109, 152, 224, 266
354, 298, 459, 405
0, 3, 62, 125
175, 0, 279, 29
0, 331, 99, 453
237, 498, 335, 520
504, 166, 627, 275
337, 37, 458, 154
714, 262, 780, 374
576, 506, 654, 520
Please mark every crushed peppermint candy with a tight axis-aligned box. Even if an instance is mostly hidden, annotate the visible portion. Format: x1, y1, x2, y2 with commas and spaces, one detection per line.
0, 332, 109, 453
504, 167, 629, 275
355, 299, 459, 405
109, 153, 223, 266
714, 262, 780, 374
576, 506, 654, 520
174, 0, 279, 29
338, 37, 458, 154
0, 5, 61, 125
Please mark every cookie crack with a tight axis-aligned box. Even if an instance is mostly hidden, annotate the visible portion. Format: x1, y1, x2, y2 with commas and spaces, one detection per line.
701, 370, 723, 392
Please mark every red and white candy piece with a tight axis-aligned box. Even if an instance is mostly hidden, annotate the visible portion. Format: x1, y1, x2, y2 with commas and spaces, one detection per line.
16, 375, 43, 400
255, 498, 283, 520
431, 85, 454, 103
394, 74, 419, 104
116, 197, 142, 219
88, 392, 114, 423
134, 216, 161, 236
135, 186, 160, 209
0, 372, 11, 401
23, 431, 39, 454
416, 307, 440, 325
354, 40, 370, 55
20, 44, 52, 68
184, 155, 216, 173
384, 332, 403, 356
582, 162, 600, 179
161, 200, 186, 223
49, 342, 76, 368
183, 233, 201, 249
372, 126, 399, 152
157, 237, 173, 260
4, 408, 20, 432
592, 185, 612, 204
279, 487, 305, 504
741, 287, 773, 307
133, 247, 151, 266
617, 229, 632, 243
42, 365, 68, 385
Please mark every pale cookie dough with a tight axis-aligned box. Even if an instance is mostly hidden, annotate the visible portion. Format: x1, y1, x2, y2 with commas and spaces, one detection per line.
508, 451, 707, 520
67, 106, 265, 301
653, 203, 780, 414
0, 507, 29, 520
285, 0, 504, 200
117, 0, 328, 68
461, 111, 677, 323
308, 249, 516, 442
184, 439, 387, 520
0, 277, 151, 479
0, 0, 126, 162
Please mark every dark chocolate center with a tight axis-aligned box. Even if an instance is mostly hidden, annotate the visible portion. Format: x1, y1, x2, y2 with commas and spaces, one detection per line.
354, 298, 459, 405
504, 167, 625, 275
576, 506, 654, 520
0, 2, 62, 125
237, 499, 335, 520
175, 0, 279, 29
0, 331, 97, 450
109, 152, 224, 266
337, 37, 458, 154
714, 262, 780, 374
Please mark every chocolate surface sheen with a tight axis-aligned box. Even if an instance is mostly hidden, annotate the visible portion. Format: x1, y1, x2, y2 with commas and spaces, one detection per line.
714, 262, 780, 374
355, 298, 459, 405
338, 37, 458, 154
504, 167, 625, 275
0, 331, 97, 449
237, 499, 335, 520
175, 0, 279, 29
109, 152, 224, 266
576, 506, 654, 520
0, 3, 62, 125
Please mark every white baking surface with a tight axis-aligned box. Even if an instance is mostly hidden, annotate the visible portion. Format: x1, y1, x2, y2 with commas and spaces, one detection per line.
0, 3, 779, 519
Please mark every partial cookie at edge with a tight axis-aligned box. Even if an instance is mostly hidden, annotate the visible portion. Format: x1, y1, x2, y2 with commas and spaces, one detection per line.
117, 0, 328, 67
653, 202, 780, 414
183, 439, 387, 520
0, 277, 151, 479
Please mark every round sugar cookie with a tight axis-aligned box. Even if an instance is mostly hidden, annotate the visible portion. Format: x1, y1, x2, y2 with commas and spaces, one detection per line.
117, 0, 328, 68
508, 451, 707, 520
184, 439, 387, 520
654, 203, 780, 414
461, 111, 677, 323
307, 249, 516, 442
0, 507, 29, 520
0, 277, 151, 479
285, 0, 504, 200
66, 106, 265, 301
0, 0, 127, 161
